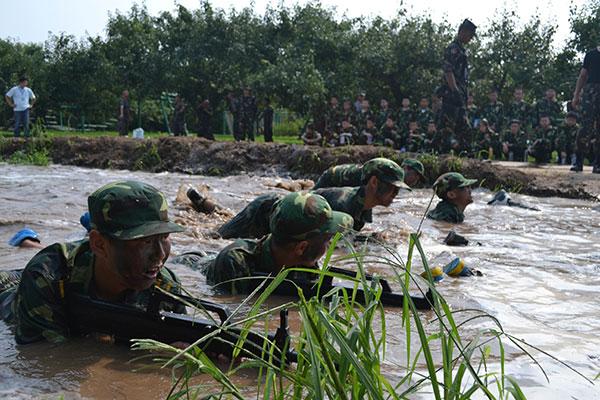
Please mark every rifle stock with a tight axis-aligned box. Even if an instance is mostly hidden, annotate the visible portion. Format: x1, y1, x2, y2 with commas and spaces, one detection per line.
67, 289, 297, 364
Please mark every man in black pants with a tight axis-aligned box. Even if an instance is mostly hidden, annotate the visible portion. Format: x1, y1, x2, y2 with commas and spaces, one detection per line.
571, 45, 600, 173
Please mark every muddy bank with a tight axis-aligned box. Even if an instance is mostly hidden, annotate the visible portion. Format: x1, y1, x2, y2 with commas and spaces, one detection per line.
1, 136, 599, 200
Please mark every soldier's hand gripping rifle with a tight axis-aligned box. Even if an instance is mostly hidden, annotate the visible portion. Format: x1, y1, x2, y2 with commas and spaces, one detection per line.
67, 288, 297, 364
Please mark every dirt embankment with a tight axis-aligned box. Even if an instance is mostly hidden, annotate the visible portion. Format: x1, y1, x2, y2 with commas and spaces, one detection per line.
1, 136, 599, 201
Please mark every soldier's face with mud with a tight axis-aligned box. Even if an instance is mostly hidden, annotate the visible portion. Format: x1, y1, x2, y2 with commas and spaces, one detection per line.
109, 233, 172, 291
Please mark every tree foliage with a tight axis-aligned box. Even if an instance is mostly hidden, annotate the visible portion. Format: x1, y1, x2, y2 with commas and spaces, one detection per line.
0, 1, 598, 129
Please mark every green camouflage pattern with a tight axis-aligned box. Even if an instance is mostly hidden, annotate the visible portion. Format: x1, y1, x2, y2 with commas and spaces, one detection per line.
481, 101, 505, 131
312, 163, 363, 189
415, 108, 434, 130
534, 98, 563, 126
89, 181, 184, 240
205, 236, 316, 294
0, 239, 183, 344
555, 122, 579, 163
501, 129, 528, 161
432, 172, 477, 198
217, 193, 282, 239
361, 158, 409, 189
270, 192, 353, 241
506, 101, 533, 128
575, 83, 600, 163
401, 158, 425, 178
312, 186, 372, 231
427, 200, 465, 223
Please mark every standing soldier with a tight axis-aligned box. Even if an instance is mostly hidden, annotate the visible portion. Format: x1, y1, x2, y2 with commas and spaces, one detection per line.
506, 88, 533, 130
197, 99, 213, 140
481, 88, 504, 132
534, 88, 563, 128
239, 87, 257, 141
438, 19, 477, 154
571, 46, 600, 173
261, 98, 274, 142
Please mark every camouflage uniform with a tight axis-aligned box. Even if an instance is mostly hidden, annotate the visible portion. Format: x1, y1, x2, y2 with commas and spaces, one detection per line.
401, 158, 426, 181
217, 193, 282, 239
376, 108, 394, 129
439, 36, 471, 154
555, 122, 579, 165
0, 181, 186, 344
473, 126, 501, 160
205, 192, 353, 294
355, 110, 374, 132
534, 98, 563, 127
325, 105, 342, 134
502, 129, 528, 161
239, 94, 258, 141
466, 103, 480, 127
480, 101, 505, 132
404, 129, 424, 153
396, 108, 414, 131
427, 172, 477, 223
575, 83, 600, 169
530, 125, 557, 164
506, 101, 533, 129
415, 108, 434, 130
378, 124, 402, 148
313, 164, 363, 189
218, 158, 409, 237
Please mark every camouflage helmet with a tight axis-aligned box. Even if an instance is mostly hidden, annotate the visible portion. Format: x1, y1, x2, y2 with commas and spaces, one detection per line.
401, 158, 426, 179
88, 181, 184, 240
361, 158, 410, 190
270, 192, 353, 241
433, 172, 477, 199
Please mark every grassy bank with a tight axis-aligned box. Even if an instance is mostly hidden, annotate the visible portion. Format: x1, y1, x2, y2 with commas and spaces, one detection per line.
0, 130, 303, 145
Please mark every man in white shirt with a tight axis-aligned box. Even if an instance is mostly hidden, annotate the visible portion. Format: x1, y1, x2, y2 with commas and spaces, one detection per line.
5, 77, 36, 137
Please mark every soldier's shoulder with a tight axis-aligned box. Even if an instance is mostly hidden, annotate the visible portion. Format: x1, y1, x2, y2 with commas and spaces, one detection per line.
23, 240, 88, 278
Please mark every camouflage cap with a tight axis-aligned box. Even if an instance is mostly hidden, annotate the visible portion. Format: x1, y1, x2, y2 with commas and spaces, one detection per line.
88, 181, 184, 240
270, 192, 353, 241
401, 158, 425, 179
433, 172, 477, 198
361, 158, 410, 190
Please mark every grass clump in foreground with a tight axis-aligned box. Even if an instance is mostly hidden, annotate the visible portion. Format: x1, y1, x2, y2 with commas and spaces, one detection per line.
133, 233, 589, 399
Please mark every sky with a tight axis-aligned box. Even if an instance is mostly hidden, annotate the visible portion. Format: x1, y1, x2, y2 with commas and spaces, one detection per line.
0, 0, 588, 46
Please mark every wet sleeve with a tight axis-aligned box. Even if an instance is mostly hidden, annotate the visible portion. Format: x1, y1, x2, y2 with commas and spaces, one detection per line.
13, 262, 68, 344
206, 248, 250, 295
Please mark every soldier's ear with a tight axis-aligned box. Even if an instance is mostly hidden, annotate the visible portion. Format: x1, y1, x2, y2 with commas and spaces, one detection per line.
446, 190, 458, 200
293, 240, 310, 258
89, 230, 110, 259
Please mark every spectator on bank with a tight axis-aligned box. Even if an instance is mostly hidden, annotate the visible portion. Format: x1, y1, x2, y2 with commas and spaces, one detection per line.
261, 97, 274, 142
117, 90, 130, 136
301, 124, 322, 145
239, 87, 258, 141
171, 95, 187, 136
197, 99, 214, 140
5, 76, 36, 137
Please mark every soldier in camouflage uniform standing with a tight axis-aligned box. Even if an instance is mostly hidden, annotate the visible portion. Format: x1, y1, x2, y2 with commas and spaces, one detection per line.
239, 87, 258, 141
438, 19, 477, 154
0, 181, 187, 344
571, 45, 600, 172
217, 158, 410, 238
206, 192, 353, 294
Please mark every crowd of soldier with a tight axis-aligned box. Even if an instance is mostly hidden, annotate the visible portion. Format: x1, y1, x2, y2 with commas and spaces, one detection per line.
303, 87, 580, 165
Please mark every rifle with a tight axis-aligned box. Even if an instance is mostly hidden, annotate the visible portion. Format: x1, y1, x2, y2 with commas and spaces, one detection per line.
248, 266, 433, 310
67, 288, 297, 364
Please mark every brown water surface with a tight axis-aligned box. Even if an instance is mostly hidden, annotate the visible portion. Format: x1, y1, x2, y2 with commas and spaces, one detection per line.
1, 163, 599, 398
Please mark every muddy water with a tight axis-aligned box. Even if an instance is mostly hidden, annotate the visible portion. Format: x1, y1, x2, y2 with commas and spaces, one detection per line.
1, 163, 599, 399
